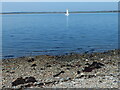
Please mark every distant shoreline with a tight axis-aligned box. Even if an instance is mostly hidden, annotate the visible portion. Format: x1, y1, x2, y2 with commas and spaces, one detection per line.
1, 10, 120, 15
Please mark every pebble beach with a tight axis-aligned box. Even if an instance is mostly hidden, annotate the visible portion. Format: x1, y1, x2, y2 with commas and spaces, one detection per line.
2, 49, 120, 89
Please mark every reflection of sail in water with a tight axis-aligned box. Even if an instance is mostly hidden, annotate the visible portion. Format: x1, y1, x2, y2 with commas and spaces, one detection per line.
66, 16, 69, 28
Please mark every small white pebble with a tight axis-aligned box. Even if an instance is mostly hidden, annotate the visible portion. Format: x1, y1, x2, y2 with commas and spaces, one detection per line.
85, 59, 88, 61
101, 58, 103, 60
94, 74, 97, 76
81, 73, 84, 75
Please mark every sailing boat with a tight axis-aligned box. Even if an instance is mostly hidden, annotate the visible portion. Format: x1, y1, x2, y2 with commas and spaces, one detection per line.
65, 9, 69, 16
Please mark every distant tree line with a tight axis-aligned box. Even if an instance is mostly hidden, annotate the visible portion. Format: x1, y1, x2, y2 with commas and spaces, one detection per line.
1, 10, 120, 14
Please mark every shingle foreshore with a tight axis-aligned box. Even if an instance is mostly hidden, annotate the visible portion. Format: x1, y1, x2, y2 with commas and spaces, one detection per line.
2, 49, 120, 89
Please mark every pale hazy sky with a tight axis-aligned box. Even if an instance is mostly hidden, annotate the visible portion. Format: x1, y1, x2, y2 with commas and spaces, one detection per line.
2, 2, 118, 12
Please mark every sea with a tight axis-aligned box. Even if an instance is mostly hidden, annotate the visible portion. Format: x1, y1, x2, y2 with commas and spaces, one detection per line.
2, 13, 118, 59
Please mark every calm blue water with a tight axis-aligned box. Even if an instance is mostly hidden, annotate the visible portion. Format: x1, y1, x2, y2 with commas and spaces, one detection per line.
2, 13, 118, 58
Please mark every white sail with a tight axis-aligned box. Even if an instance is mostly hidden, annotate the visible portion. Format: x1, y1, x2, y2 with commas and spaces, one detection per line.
65, 9, 69, 16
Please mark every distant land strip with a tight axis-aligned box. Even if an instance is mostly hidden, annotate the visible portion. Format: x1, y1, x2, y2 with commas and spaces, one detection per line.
1, 10, 120, 14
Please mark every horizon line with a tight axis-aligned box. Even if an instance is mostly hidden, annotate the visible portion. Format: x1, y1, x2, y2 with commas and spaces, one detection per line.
1, 10, 120, 14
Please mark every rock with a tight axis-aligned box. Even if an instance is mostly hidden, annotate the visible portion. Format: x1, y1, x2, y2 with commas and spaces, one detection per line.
24, 83, 33, 88
10, 71, 15, 74
31, 64, 37, 67
12, 76, 37, 86
99, 80, 102, 83
85, 59, 89, 61
25, 77, 37, 83
46, 65, 52, 67
85, 63, 90, 65
28, 58, 35, 62
66, 68, 70, 70
60, 78, 65, 82
83, 62, 105, 72
12, 77, 25, 86
37, 82, 44, 87
87, 75, 96, 78
77, 71, 81, 74
40, 68, 44, 70
80, 73, 84, 75
66, 64, 74, 67
83, 67, 93, 72
89, 62, 104, 69
101, 58, 104, 60
61, 65, 66, 68
53, 71, 65, 77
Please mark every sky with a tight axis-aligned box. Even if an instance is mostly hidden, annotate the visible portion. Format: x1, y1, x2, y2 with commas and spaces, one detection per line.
2, 2, 118, 12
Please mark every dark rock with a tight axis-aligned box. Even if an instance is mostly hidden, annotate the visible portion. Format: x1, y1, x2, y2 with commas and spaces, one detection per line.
32, 68, 36, 70
37, 83, 44, 87
89, 62, 104, 69
28, 58, 34, 62
53, 71, 65, 77
66, 68, 70, 70
83, 62, 105, 72
6, 71, 9, 73
77, 71, 81, 74
66, 64, 74, 67
61, 71, 65, 73
85, 63, 90, 65
79, 75, 85, 78
31, 64, 37, 67
66, 64, 71, 67
83, 67, 93, 72
46, 65, 52, 67
87, 75, 96, 78
12, 76, 37, 86
10, 71, 15, 74
24, 83, 33, 88
61, 65, 66, 68
12, 77, 25, 86
40, 68, 44, 70
25, 77, 37, 83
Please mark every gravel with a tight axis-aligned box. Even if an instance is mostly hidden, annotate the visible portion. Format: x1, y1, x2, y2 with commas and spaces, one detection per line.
2, 49, 120, 89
